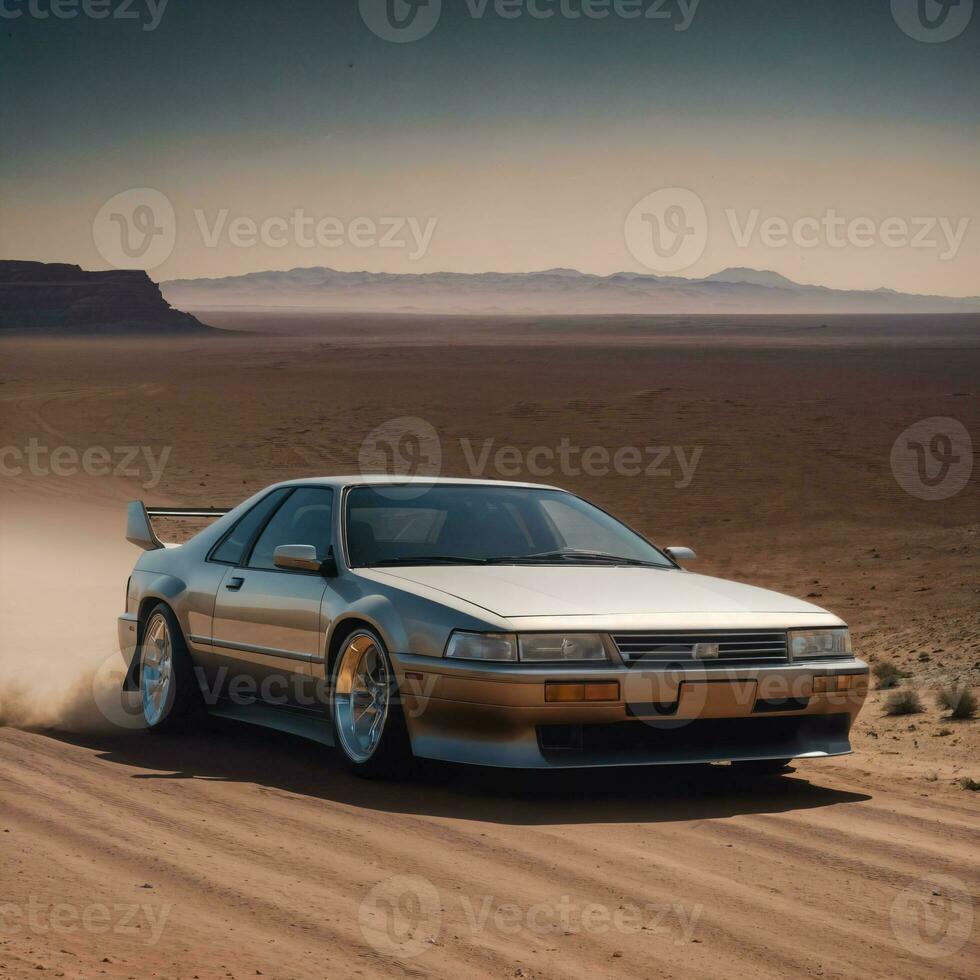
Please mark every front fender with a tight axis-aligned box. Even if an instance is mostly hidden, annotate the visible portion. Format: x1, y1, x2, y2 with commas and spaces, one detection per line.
324, 582, 507, 667
325, 596, 411, 665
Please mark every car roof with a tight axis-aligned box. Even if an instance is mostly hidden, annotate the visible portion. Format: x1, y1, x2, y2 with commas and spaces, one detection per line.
271, 475, 563, 491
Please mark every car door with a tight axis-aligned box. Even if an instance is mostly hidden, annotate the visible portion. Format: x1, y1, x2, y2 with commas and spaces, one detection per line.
210, 486, 335, 710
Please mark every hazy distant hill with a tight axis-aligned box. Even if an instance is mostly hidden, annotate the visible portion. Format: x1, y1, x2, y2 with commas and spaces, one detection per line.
0, 261, 209, 333
161, 266, 980, 316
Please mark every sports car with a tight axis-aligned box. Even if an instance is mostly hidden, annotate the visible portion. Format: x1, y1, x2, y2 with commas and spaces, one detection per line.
118, 476, 868, 777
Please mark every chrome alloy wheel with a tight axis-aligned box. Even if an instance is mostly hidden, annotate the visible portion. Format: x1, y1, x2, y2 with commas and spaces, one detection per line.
140, 613, 174, 727
334, 632, 391, 763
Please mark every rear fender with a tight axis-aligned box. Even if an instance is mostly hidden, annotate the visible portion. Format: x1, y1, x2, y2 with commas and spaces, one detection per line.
124, 574, 190, 690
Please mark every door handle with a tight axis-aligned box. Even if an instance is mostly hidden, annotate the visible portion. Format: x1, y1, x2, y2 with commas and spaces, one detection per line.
225, 576, 245, 591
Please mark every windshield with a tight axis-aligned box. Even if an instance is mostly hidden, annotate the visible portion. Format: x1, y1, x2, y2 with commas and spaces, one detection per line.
345, 485, 672, 568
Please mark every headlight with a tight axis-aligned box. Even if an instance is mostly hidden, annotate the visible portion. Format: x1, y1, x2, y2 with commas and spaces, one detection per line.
519, 633, 608, 663
789, 628, 852, 660
445, 631, 518, 662
444, 631, 609, 663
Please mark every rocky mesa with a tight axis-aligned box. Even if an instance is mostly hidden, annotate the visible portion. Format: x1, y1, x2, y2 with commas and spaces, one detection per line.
0, 260, 211, 333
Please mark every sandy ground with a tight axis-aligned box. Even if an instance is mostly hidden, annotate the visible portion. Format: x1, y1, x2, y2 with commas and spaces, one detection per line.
0, 314, 978, 979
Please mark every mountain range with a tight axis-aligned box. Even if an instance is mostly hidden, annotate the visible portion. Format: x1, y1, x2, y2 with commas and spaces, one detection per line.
160, 266, 980, 316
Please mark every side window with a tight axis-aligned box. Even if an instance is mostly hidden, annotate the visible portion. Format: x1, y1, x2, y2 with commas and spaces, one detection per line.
247, 487, 334, 571
210, 488, 291, 565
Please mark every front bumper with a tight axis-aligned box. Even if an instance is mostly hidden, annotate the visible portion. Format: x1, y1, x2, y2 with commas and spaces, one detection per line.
392, 653, 869, 768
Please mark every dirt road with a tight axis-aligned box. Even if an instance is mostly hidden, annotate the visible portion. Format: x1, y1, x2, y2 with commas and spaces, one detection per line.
1, 321, 977, 978
1, 723, 977, 979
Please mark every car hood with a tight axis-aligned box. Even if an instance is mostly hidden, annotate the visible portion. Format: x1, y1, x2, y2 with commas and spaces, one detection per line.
363, 565, 834, 619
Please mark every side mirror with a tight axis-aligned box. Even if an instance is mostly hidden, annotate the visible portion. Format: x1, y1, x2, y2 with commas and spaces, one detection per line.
273, 544, 322, 572
665, 546, 697, 562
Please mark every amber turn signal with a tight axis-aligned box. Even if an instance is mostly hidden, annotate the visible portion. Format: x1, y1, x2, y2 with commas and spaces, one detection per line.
545, 681, 620, 703
812, 674, 859, 694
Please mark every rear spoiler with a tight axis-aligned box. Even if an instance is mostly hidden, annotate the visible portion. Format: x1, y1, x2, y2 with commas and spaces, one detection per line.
126, 501, 231, 551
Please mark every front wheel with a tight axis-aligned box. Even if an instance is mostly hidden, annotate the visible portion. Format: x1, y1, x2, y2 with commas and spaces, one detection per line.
331, 629, 412, 779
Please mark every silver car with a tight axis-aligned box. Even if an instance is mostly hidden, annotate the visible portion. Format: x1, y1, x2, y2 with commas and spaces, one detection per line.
118, 476, 869, 778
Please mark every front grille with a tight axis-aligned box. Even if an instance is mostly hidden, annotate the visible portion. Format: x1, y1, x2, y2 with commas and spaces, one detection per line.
612, 630, 788, 667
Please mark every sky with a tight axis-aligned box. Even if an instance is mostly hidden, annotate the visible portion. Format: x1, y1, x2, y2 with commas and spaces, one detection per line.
1, 0, 978, 295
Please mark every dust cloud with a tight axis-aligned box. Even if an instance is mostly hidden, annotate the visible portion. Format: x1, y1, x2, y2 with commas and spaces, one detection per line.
0, 488, 142, 733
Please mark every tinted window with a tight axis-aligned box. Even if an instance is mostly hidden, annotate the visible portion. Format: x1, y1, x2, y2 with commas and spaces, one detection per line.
539, 497, 643, 555
211, 488, 291, 565
345, 485, 670, 567
248, 487, 334, 570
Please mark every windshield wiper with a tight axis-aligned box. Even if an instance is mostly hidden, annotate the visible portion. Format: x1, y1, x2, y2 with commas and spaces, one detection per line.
367, 555, 489, 567
487, 550, 665, 567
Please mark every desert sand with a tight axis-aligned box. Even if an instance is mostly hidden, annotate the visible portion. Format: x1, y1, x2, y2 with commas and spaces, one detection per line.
0, 313, 977, 979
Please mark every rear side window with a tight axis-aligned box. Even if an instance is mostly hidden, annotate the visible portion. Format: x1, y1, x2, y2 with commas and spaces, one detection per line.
248, 487, 334, 570
210, 488, 291, 565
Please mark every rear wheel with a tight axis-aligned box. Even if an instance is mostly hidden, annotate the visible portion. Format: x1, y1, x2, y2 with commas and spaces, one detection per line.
331, 629, 412, 779
139, 604, 202, 731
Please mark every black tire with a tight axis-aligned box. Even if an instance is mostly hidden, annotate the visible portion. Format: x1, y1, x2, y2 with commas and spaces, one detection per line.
330, 628, 413, 779
733, 758, 794, 776
138, 603, 204, 731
